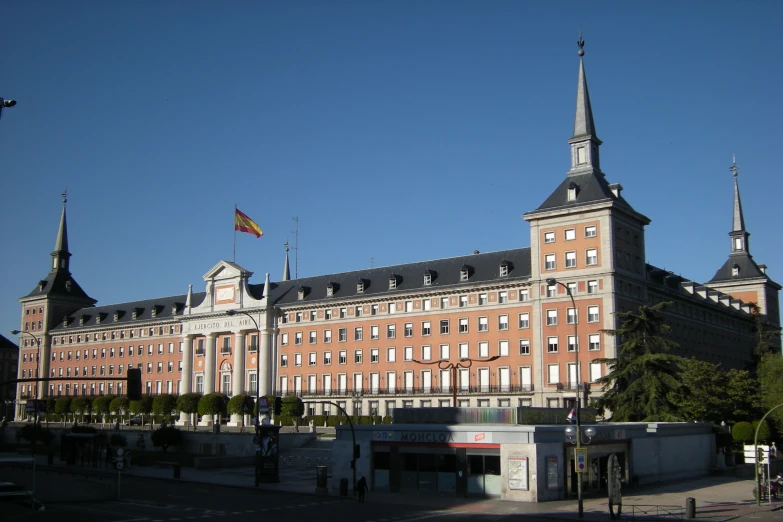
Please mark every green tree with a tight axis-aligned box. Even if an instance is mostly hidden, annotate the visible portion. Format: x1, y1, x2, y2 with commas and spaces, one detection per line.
732, 421, 753, 444
177, 393, 202, 430
672, 359, 759, 424
757, 352, 783, 433
227, 394, 250, 416
54, 397, 71, 424
92, 396, 114, 423
593, 302, 684, 422
281, 396, 304, 428
110, 397, 130, 420
752, 419, 772, 444
150, 426, 184, 453
198, 393, 228, 420
129, 396, 153, 424
152, 394, 178, 424
71, 397, 91, 423
44, 397, 56, 424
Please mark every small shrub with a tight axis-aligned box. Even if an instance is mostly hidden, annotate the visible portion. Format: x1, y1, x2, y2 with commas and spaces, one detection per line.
382, 415, 393, 424
732, 421, 754, 444
151, 426, 184, 453
752, 420, 772, 443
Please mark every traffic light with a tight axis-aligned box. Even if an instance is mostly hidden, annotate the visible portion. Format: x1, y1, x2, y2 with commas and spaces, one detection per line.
274, 396, 282, 416
127, 368, 142, 401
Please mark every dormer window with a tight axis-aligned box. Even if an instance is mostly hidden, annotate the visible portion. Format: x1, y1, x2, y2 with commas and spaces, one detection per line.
171, 304, 178, 315
327, 282, 338, 297
460, 265, 473, 282
499, 261, 512, 277
113, 311, 119, 322
96, 314, 101, 325
389, 275, 399, 290
79, 315, 85, 326
357, 281, 365, 294
39, 280, 46, 291
65, 280, 72, 292
567, 182, 578, 202
63, 316, 68, 327
732, 264, 740, 277
298, 286, 309, 300
424, 273, 432, 286
151, 306, 157, 318
132, 309, 138, 320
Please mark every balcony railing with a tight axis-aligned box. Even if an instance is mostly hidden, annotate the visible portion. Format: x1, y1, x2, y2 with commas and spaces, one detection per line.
281, 384, 535, 398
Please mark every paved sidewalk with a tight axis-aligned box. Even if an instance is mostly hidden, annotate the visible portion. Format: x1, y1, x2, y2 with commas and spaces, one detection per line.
4, 452, 782, 521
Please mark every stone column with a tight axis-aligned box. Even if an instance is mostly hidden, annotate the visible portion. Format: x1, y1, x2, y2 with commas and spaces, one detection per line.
178, 335, 195, 424
259, 327, 273, 397
204, 333, 216, 395
38, 335, 49, 400
230, 330, 247, 425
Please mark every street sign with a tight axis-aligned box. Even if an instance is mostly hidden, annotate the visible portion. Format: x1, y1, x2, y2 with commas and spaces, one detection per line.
743, 445, 770, 463
258, 397, 269, 414
116, 461, 124, 470
116, 448, 125, 457
575, 448, 587, 473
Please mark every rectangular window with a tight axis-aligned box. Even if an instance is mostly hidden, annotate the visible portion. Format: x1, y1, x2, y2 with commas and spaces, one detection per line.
422, 345, 431, 361
585, 225, 597, 238
325, 309, 332, 320
547, 336, 558, 353
309, 352, 317, 366
281, 354, 288, 367
440, 320, 449, 334
340, 308, 347, 319
404, 346, 413, 361
339, 351, 347, 364
544, 231, 555, 243
590, 361, 602, 382
586, 248, 598, 265
294, 353, 302, 367
498, 315, 508, 330
478, 341, 489, 358
281, 333, 289, 346
354, 327, 363, 341
309, 331, 317, 344
387, 347, 396, 362
459, 343, 468, 358
546, 309, 558, 326
459, 295, 468, 308
548, 364, 560, 384
564, 228, 576, 241
371, 325, 379, 340
370, 348, 379, 363
589, 334, 601, 351
479, 293, 488, 305
519, 339, 530, 355
568, 282, 577, 295
404, 323, 413, 337
421, 321, 431, 336
588, 280, 598, 294
324, 351, 332, 365
355, 306, 363, 317
478, 317, 488, 332
405, 301, 413, 312
310, 311, 317, 321
387, 324, 396, 338
545, 254, 556, 270
295, 312, 302, 323
567, 335, 578, 352
295, 332, 303, 345
519, 289, 529, 302
423, 299, 431, 311
339, 328, 347, 342
588, 306, 599, 323
324, 330, 332, 343
498, 340, 509, 356
440, 344, 449, 359
565, 251, 577, 268
372, 304, 379, 315
440, 297, 448, 309
459, 318, 469, 333
567, 307, 577, 324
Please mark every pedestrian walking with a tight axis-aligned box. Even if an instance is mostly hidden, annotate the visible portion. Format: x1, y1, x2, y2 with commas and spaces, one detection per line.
356, 476, 368, 503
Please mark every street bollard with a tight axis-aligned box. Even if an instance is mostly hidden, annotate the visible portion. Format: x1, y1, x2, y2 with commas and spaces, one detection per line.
685, 497, 695, 519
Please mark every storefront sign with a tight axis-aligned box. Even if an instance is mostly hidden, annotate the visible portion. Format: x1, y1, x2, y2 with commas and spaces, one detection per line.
508, 457, 528, 490
373, 431, 454, 443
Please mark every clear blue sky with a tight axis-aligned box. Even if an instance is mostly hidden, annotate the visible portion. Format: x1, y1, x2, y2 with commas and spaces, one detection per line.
1, 1, 781, 338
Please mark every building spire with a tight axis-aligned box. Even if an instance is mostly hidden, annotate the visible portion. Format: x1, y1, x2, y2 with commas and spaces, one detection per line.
728, 156, 750, 254
51, 189, 71, 273
568, 31, 602, 176
282, 242, 291, 281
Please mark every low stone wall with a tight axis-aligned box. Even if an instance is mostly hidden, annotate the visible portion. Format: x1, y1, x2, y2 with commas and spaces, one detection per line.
0, 463, 115, 502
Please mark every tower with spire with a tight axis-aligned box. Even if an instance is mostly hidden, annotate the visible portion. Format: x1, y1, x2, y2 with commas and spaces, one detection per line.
707, 158, 780, 330
17, 192, 96, 399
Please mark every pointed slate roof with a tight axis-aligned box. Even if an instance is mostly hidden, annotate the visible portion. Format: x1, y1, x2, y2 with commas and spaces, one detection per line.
732, 172, 746, 232
709, 253, 767, 283
532, 172, 639, 214
283, 244, 291, 281
571, 56, 599, 143
52, 201, 70, 261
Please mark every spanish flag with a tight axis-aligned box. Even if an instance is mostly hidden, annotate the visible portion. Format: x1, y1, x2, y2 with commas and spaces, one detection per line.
235, 208, 263, 238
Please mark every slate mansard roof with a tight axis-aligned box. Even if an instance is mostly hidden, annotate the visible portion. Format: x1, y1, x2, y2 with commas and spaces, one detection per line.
709, 252, 774, 285
266, 248, 532, 307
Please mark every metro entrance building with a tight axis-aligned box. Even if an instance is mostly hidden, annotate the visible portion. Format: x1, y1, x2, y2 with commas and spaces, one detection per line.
13, 42, 779, 424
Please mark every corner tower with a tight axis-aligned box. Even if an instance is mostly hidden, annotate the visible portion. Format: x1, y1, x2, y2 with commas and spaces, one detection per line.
707, 159, 780, 329
17, 192, 96, 399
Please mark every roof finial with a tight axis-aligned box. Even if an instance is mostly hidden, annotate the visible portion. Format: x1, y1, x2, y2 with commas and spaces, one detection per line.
284, 241, 289, 252
730, 154, 739, 178
577, 28, 585, 57
62, 187, 68, 204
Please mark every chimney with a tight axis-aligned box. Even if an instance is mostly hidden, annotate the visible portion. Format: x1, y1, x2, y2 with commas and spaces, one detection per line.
609, 183, 623, 198
759, 264, 767, 274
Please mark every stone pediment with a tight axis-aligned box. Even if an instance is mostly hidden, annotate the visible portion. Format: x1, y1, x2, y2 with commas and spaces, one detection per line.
190, 260, 263, 314
203, 261, 253, 282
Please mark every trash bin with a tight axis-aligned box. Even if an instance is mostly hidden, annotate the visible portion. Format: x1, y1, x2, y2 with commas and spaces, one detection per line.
339, 478, 348, 496
317, 466, 328, 489
685, 497, 695, 519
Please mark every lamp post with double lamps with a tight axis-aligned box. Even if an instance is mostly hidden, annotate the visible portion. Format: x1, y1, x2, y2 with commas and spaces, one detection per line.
545, 277, 585, 518
412, 356, 501, 407
225, 310, 263, 486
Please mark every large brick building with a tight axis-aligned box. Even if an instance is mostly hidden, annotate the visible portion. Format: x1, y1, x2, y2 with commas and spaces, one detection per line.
12, 45, 780, 423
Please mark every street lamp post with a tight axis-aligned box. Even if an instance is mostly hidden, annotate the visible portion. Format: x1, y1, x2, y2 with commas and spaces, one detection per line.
11, 329, 40, 501
0, 97, 17, 120
545, 277, 584, 518
226, 310, 262, 487
412, 356, 501, 407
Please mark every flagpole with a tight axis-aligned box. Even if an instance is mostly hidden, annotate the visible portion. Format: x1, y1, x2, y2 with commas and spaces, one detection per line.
233, 204, 237, 263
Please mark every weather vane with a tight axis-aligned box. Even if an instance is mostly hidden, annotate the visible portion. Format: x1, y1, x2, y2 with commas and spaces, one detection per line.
730, 155, 739, 178
577, 28, 585, 56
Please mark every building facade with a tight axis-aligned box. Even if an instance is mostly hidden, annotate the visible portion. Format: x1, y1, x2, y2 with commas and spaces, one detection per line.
12, 45, 780, 423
